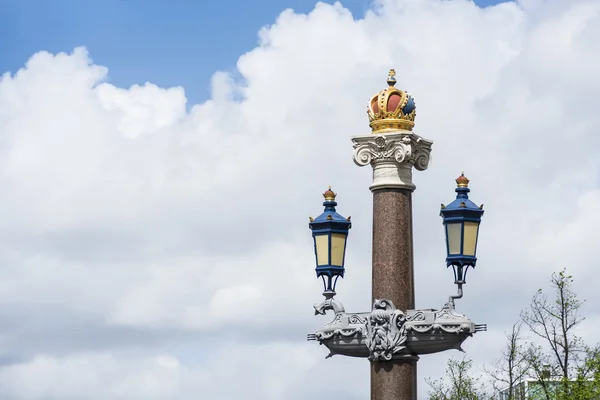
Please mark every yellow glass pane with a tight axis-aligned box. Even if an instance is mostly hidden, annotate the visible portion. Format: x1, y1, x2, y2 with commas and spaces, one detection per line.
463, 221, 479, 256
315, 235, 329, 266
330, 233, 346, 266
447, 223, 462, 255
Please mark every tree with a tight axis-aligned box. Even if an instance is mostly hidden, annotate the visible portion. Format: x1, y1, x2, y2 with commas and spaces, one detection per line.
522, 343, 556, 400
520, 269, 587, 399
426, 357, 490, 400
569, 345, 600, 400
427, 269, 600, 399
484, 321, 529, 399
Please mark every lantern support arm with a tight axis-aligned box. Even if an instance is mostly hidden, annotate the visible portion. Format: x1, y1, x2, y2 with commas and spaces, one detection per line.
445, 281, 464, 310
313, 290, 346, 315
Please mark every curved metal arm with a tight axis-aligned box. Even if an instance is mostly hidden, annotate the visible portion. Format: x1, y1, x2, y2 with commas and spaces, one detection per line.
446, 281, 464, 310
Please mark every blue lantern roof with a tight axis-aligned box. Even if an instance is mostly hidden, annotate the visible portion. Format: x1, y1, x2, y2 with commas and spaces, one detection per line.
440, 173, 484, 221
309, 187, 352, 233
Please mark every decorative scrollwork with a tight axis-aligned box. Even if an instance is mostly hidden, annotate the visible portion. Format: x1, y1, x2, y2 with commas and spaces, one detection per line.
352, 133, 432, 168
349, 314, 367, 325
353, 144, 374, 166
413, 137, 432, 171
406, 324, 433, 333
409, 311, 426, 321
353, 135, 411, 167
352, 132, 433, 190
394, 143, 411, 163
315, 327, 363, 342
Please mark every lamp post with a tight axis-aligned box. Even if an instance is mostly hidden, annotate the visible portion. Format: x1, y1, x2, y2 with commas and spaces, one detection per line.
307, 70, 487, 400
440, 172, 485, 309
309, 187, 352, 312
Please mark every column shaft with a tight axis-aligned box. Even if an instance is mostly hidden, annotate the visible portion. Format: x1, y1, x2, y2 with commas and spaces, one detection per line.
371, 360, 417, 400
371, 189, 414, 308
371, 188, 416, 400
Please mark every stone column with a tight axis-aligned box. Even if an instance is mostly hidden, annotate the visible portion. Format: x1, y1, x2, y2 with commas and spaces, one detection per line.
352, 131, 433, 400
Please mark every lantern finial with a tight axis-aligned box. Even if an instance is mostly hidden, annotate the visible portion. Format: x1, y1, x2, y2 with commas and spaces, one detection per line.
456, 172, 470, 188
323, 186, 337, 201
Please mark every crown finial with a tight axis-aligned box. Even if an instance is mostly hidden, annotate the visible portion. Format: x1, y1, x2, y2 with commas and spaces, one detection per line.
367, 69, 416, 133
323, 186, 337, 201
456, 172, 470, 188
387, 69, 397, 87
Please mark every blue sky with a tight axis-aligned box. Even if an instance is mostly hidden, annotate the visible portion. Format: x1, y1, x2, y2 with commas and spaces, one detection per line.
1, 0, 600, 398
1, 0, 507, 106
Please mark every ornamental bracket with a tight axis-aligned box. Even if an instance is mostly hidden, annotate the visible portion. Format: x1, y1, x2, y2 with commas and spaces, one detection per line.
308, 298, 485, 361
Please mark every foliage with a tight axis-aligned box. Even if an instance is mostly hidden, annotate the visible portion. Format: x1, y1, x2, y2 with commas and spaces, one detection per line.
520, 269, 587, 399
521, 269, 586, 379
428, 269, 600, 400
484, 321, 529, 400
567, 346, 600, 400
426, 357, 490, 400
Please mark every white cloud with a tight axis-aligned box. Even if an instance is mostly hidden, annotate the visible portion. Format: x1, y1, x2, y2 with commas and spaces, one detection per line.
0, 353, 188, 400
0, 343, 349, 400
96, 83, 187, 138
0, 0, 600, 398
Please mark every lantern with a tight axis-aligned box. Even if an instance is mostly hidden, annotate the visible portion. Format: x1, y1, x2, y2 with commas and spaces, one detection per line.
309, 187, 352, 295
440, 173, 484, 283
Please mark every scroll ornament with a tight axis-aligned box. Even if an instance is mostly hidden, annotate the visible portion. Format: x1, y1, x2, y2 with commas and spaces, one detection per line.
352, 133, 432, 171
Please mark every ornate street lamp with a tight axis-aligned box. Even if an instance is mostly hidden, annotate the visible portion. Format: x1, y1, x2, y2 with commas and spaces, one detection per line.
309, 187, 352, 297
440, 172, 485, 284
306, 70, 487, 400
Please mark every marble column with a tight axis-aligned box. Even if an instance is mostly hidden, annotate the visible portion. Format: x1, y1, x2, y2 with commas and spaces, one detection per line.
352, 131, 433, 400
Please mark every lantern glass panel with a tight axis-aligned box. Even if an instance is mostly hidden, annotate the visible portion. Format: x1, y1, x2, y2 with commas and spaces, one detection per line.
315, 234, 329, 266
447, 222, 462, 255
330, 233, 346, 267
463, 221, 479, 256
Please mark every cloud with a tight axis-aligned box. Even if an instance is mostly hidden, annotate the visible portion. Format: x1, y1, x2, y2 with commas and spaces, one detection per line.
0, 0, 600, 398
0, 343, 364, 400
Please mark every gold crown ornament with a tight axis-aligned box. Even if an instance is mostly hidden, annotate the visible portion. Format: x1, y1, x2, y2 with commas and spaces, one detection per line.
456, 172, 470, 188
367, 69, 416, 133
323, 186, 337, 201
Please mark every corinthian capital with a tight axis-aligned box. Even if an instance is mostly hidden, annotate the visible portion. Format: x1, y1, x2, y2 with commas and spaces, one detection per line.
352, 132, 433, 192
